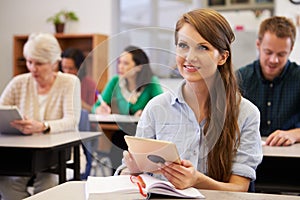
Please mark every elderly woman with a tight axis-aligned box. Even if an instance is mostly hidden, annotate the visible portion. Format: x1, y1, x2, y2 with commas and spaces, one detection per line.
0, 33, 81, 200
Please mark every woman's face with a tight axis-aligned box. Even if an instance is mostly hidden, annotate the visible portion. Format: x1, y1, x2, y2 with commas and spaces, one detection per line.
61, 58, 78, 75
176, 23, 227, 83
117, 52, 139, 78
26, 57, 56, 84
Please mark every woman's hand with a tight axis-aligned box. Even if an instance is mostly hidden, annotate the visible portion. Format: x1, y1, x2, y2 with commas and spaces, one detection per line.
161, 160, 250, 191
160, 159, 198, 189
122, 150, 142, 175
10, 116, 44, 134
134, 110, 142, 117
95, 101, 111, 115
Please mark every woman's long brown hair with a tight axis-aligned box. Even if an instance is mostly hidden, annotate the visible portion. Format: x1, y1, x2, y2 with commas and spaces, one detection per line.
175, 9, 241, 182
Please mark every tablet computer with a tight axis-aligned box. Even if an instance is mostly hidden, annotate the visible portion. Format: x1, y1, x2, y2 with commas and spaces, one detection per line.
0, 105, 24, 135
124, 135, 181, 173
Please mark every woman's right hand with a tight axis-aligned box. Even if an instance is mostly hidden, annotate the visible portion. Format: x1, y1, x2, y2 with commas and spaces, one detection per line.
95, 101, 111, 114
122, 150, 142, 175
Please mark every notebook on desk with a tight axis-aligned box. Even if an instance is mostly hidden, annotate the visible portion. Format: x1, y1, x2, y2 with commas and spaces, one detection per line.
0, 105, 24, 135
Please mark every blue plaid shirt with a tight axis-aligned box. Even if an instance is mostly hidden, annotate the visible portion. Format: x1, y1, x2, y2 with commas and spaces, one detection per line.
237, 60, 300, 136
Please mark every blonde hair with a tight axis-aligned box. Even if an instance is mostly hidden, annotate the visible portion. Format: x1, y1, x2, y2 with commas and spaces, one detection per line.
23, 33, 62, 64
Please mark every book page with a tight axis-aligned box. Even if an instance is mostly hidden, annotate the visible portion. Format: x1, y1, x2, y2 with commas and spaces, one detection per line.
85, 176, 145, 200
86, 175, 136, 194
140, 174, 205, 198
85, 174, 204, 199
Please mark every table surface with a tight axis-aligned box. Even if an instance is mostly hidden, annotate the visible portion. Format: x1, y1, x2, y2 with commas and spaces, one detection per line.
0, 131, 102, 148
89, 114, 140, 123
261, 137, 300, 158
24, 181, 300, 200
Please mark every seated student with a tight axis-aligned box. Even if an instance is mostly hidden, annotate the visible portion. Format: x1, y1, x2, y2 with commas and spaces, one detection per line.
91, 45, 163, 171
116, 8, 263, 192
60, 47, 98, 179
236, 16, 300, 146
0, 33, 81, 200
61, 48, 97, 113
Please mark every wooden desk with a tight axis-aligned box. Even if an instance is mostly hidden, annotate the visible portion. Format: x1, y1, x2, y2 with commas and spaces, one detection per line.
256, 138, 300, 193
24, 181, 300, 200
0, 131, 101, 184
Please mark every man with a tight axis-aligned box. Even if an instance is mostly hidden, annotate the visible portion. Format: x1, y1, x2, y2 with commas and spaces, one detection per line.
237, 16, 300, 146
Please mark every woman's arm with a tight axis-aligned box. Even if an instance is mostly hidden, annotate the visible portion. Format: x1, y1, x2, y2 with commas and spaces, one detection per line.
161, 160, 250, 192
91, 76, 119, 113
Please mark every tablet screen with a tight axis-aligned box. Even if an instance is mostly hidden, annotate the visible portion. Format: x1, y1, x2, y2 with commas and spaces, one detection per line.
0, 105, 24, 135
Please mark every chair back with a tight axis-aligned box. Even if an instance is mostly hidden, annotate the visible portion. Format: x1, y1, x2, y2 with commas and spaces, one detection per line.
79, 109, 90, 131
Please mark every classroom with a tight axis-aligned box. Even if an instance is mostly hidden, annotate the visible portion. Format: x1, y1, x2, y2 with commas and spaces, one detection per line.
0, 0, 300, 199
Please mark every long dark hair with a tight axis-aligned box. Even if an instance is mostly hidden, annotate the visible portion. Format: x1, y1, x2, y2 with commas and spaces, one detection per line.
175, 9, 241, 182
124, 46, 153, 91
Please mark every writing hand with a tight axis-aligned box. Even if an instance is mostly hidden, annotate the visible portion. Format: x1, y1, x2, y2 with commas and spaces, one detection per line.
95, 101, 111, 115
134, 110, 142, 117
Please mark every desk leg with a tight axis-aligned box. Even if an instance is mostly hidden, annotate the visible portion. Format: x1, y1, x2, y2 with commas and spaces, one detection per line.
58, 150, 66, 184
73, 145, 80, 180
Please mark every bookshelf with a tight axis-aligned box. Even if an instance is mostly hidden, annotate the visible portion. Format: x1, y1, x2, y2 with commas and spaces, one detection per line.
13, 33, 109, 92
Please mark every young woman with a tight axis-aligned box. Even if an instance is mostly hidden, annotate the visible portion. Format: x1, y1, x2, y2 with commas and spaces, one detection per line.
118, 9, 263, 192
92, 45, 163, 170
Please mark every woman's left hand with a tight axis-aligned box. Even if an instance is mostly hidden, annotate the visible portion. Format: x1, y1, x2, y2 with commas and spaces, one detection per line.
160, 159, 198, 189
10, 116, 44, 134
134, 110, 142, 117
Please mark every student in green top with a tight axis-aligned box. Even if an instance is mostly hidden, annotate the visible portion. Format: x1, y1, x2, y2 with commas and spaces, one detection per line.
92, 45, 163, 170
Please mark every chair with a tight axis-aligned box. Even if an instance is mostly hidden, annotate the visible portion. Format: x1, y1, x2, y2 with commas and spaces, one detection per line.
79, 109, 93, 179
90, 151, 112, 177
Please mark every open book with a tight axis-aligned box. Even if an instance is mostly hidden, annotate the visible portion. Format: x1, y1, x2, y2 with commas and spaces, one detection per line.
85, 174, 205, 200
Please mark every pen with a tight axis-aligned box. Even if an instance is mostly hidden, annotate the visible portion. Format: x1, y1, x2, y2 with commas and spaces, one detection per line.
95, 90, 104, 104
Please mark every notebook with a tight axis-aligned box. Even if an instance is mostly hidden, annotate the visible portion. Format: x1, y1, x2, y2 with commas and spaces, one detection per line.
124, 136, 181, 173
0, 105, 24, 135
85, 174, 205, 200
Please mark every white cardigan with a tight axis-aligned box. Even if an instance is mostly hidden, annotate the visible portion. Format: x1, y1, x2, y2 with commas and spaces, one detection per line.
0, 72, 81, 133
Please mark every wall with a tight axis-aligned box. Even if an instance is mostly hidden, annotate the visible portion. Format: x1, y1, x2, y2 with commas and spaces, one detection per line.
0, 0, 114, 93
275, 0, 300, 63
119, 0, 300, 77
0, 0, 299, 93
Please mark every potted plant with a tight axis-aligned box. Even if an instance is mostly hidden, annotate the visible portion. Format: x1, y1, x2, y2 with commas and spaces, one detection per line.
47, 10, 79, 33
